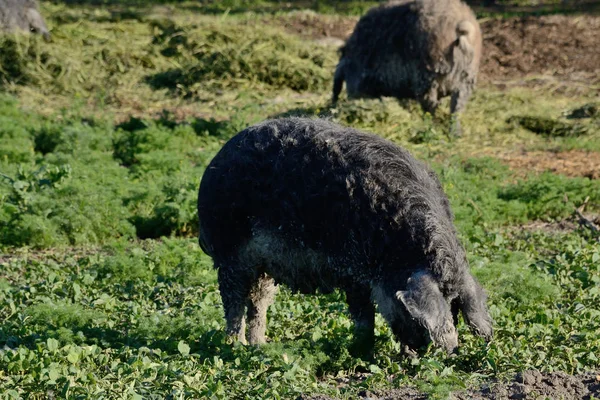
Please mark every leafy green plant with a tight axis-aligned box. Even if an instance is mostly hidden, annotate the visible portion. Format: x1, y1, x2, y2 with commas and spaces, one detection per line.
0, 164, 71, 215
0, 164, 71, 246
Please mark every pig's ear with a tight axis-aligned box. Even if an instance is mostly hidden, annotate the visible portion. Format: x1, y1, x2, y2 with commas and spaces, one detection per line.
395, 288, 439, 331
395, 291, 415, 317
395, 271, 457, 351
26, 8, 50, 39
395, 271, 443, 328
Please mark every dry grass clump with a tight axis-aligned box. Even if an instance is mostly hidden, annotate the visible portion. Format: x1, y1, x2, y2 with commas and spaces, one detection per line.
0, 35, 51, 85
147, 19, 335, 95
0, 8, 336, 113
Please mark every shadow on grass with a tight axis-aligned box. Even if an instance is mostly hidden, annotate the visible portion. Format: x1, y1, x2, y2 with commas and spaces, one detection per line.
145, 69, 222, 100
0, 324, 235, 360
116, 113, 236, 138
1, 319, 373, 375
145, 69, 188, 93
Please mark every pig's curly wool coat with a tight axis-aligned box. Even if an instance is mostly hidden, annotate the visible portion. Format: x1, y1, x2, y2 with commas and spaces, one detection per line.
332, 0, 481, 135
198, 118, 492, 352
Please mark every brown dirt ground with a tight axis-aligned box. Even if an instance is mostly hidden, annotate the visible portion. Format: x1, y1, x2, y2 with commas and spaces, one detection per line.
273, 11, 358, 44
497, 149, 600, 179
520, 218, 581, 234
479, 15, 600, 83
303, 371, 600, 400
0, 246, 104, 265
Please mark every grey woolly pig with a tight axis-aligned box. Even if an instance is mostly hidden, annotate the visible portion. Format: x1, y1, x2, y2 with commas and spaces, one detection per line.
332, 0, 482, 136
0, 0, 50, 40
197, 118, 492, 354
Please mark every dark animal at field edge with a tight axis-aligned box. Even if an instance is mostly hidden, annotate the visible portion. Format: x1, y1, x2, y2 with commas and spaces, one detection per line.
0, 0, 50, 40
332, 0, 482, 136
197, 117, 492, 354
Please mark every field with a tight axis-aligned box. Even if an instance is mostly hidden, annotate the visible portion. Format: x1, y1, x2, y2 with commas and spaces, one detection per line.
0, 0, 599, 398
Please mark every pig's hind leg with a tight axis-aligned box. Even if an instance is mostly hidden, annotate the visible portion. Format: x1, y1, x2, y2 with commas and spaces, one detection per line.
218, 264, 253, 345
246, 274, 278, 345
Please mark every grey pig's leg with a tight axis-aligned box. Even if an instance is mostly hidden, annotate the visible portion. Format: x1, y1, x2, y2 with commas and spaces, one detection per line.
246, 274, 277, 345
332, 61, 346, 104
346, 284, 376, 357
218, 266, 251, 344
420, 82, 440, 115
449, 82, 473, 137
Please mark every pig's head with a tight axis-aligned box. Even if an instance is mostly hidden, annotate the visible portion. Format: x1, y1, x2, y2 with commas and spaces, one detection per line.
373, 270, 458, 354
26, 7, 51, 41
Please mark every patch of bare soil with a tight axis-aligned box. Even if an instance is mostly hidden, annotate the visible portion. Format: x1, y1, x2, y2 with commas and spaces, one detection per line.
0, 246, 104, 265
273, 11, 358, 43
455, 371, 600, 400
479, 15, 600, 81
303, 371, 600, 400
519, 219, 581, 234
497, 149, 600, 179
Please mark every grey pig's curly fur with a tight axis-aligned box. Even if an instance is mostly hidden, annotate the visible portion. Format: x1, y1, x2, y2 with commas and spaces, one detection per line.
198, 118, 492, 353
0, 0, 50, 39
332, 0, 482, 135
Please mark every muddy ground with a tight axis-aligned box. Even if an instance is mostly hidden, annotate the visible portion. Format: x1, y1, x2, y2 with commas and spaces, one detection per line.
303, 371, 600, 400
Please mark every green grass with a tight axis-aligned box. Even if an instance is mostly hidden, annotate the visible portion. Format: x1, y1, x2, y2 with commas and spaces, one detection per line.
0, 1, 599, 398
1, 234, 598, 398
